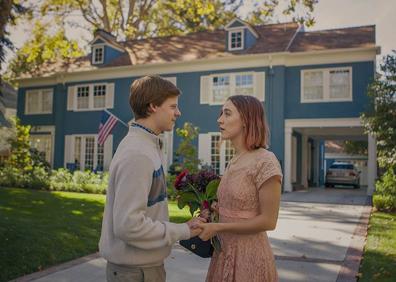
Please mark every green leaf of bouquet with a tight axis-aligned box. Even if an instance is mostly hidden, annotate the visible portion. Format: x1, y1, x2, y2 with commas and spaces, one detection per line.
206, 179, 220, 199
177, 192, 197, 209
189, 202, 200, 217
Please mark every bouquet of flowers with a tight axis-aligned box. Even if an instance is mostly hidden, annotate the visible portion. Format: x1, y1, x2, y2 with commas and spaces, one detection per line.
174, 169, 222, 255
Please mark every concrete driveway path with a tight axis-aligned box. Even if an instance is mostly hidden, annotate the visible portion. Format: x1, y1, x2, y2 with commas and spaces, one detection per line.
15, 187, 371, 282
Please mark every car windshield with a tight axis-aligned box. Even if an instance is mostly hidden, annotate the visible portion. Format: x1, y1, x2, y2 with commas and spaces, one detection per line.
330, 164, 354, 169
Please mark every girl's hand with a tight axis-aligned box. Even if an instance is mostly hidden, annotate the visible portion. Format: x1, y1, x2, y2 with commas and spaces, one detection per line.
197, 222, 219, 241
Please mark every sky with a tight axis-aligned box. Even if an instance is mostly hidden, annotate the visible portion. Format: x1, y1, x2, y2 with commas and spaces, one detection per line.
4, 0, 396, 70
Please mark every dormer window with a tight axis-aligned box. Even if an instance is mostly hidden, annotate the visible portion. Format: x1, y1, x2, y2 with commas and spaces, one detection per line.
92, 45, 104, 64
229, 29, 244, 51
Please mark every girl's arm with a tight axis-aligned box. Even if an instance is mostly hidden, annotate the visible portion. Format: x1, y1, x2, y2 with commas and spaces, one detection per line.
198, 176, 281, 241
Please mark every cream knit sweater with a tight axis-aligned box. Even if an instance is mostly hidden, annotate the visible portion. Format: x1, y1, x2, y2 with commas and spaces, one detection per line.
99, 125, 190, 267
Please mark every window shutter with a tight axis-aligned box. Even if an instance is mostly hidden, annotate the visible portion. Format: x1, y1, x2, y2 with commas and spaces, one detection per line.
200, 75, 211, 104
198, 133, 211, 166
254, 72, 265, 101
67, 86, 75, 111
64, 135, 74, 167
106, 83, 115, 109
103, 135, 113, 170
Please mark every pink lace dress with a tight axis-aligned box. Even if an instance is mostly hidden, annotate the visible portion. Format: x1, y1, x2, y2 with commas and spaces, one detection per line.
206, 149, 282, 282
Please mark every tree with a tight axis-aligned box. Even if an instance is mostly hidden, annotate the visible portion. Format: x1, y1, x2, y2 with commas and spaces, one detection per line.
361, 51, 396, 170
5, 117, 33, 172
6, 20, 83, 81
38, 0, 317, 40
0, 0, 28, 69
175, 122, 201, 173
344, 140, 368, 156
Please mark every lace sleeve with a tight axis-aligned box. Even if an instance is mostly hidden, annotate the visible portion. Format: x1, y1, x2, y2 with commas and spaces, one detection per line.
250, 152, 283, 190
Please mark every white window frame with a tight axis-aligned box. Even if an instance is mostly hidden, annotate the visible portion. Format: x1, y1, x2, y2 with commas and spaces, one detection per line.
228, 28, 244, 51
72, 135, 103, 171
74, 83, 108, 111
209, 71, 255, 105
92, 45, 104, 64
208, 133, 235, 175
301, 67, 353, 103
25, 89, 53, 114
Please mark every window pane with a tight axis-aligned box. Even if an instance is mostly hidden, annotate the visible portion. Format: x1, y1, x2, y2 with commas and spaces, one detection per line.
97, 142, 104, 171
94, 47, 103, 62
212, 76, 230, 103
224, 140, 235, 169
74, 137, 81, 170
27, 91, 40, 113
231, 32, 242, 48
84, 137, 95, 170
41, 90, 53, 113
77, 86, 90, 109
93, 84, 106, 108
210, 135, 221, 175
303, 71, 323, 100
235, 74, 254, 96
330, 70, 350, 99
30, 135, 52, 164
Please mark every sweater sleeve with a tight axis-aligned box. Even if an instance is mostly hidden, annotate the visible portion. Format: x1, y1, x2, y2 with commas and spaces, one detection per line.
112, 154, 190, 249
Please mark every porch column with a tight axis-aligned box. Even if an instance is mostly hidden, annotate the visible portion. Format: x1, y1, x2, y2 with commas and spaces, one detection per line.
367, 134, 377, 195
301, 134, 308, 188
284, 127, 293, 192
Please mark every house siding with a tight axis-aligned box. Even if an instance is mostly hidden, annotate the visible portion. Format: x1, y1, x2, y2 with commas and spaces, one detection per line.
285, 61, 374, 119
17, 60, 375, 171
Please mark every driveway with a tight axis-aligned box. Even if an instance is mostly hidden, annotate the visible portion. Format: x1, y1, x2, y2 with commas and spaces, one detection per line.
18, 187, 370, 282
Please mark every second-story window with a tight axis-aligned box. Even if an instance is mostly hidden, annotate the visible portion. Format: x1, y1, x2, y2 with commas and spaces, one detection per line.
25, 89, 53, 114
75, 84, 107, 110
301, 67, 352, 103
92, 45, 104, 64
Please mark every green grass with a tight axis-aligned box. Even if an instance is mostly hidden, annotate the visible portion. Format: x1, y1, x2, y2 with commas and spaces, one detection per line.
0, 187, 190, 282
359, 211, 396, 281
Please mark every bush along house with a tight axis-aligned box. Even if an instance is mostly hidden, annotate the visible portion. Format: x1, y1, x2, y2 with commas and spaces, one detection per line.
16, 18, 379, 194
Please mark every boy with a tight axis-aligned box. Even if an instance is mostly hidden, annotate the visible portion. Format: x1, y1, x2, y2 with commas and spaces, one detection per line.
99, 75, 203, 282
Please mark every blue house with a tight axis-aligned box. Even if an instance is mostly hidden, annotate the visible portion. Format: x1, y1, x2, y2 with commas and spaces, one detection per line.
16, 19, 379, 194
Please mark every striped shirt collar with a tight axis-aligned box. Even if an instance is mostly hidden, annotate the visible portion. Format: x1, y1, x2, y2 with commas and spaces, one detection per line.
131, 122, 157, 136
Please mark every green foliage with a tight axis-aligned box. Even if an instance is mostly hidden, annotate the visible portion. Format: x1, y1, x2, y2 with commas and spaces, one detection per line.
25, 0, 317, 41
166, 174, 178, 200
49, 169, 109, 194
373, 167, 396, 212
5, 118, 32, 171
359, 211, 396, 282
362, 51, 396, 170
344, 140, 368, 155
6, 21, 83, 80
175, 122, 201, 173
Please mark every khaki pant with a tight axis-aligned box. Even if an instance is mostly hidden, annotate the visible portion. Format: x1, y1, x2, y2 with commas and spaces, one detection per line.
106, 262, 166, 282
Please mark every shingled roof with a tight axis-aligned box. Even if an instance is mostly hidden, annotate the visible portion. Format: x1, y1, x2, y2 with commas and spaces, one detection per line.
18, 22, 376, 79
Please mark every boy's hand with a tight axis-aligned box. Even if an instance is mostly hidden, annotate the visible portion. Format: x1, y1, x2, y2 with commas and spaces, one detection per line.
186, 217, 207, 237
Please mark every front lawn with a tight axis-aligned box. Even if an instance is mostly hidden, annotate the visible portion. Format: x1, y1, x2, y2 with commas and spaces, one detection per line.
0, 187, 190, 282
359, 211, 396, 281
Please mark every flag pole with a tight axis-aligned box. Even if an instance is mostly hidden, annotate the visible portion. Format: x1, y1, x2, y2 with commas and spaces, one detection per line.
104, 109, 129, 128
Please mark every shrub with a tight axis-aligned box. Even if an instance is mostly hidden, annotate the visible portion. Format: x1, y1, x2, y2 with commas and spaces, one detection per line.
373, 167, 396, 211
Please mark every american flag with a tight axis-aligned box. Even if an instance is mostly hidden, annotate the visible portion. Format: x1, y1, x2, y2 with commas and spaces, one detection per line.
98, 110, 118, 145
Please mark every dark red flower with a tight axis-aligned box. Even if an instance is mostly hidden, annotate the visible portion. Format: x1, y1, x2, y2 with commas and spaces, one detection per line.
174, 169, 189, 190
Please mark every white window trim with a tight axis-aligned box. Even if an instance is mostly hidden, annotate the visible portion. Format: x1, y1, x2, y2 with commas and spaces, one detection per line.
74, 83, 107, 111
209, 71, 255, 105
207, 132, 235, 175
228, 28, 244, 51
73, 134, 101, 171
30, 125, 55, 167
92, 44, 104, 64
25, 89, 53, 115
301, 67, 353, 103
